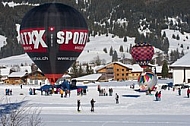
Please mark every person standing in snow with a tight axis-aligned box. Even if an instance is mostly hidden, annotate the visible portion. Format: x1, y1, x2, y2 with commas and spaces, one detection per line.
157, 91, 161, 101
187, 88, 190, 98
77, 100, 81, 112
60, 89, 64, 98
155, 91, 159, 101
178, 88, 181, 96
90, 98, 96, 112
115, 93, 119, 104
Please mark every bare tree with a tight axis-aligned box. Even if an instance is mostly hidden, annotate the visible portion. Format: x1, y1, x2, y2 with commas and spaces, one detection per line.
0, 97, 42, 126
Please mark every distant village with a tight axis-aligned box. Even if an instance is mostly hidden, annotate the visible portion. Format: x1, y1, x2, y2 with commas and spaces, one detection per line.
0, 53, 188, 86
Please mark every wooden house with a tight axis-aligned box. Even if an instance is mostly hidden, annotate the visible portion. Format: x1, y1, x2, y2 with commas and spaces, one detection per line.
22, 71, 47, 85
5, 72, 27, 84
96, 62, 143, 81
5, 71, 48, 85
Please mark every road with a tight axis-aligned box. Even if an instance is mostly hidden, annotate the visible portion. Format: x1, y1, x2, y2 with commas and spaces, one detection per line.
41, 114, 190, 126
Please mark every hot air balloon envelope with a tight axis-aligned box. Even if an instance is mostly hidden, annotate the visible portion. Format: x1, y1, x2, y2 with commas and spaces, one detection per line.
20, 3, 88, 84
138, 72, 157, 91
131, 43, 154, 68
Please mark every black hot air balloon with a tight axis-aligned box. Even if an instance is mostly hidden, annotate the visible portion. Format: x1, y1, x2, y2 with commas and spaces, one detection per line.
20, 3, 88, 84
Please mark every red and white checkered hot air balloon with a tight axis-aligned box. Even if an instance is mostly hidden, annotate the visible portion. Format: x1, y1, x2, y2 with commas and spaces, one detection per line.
131, 43, 154, 68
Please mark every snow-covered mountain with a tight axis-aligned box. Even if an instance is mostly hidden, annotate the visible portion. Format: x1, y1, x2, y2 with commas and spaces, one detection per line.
0, 35, 7, 49
0, 28, 190, 67
77, 34, 135, 64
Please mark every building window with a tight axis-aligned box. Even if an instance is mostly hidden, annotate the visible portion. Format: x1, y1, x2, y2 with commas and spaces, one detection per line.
29, 79, 33, 84
122, 69, 124, 71
117, 74, 119, 76
42, 80, 45, 84
122, 74, 124, 76
117, 69, 119, 71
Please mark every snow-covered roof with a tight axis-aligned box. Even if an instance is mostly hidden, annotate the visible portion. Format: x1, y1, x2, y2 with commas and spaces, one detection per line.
20, 66, 31, 73
96, 62, 133, 71
114, 62, 132, 69
62, 74, 71, 78
129, 64, 143, 72
0, 67, 11, 76
170, 51, 190, 68
8, 72, 27, 78
95, 62, 144, 73
0, 53, 33, 66
73, 74, 102, 81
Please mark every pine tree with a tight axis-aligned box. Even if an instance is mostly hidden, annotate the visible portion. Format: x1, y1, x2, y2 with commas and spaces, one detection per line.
181, 50, 184, 57
162, 31, 166, 38
119, 45, 124, 52
175, 48, 180, 59
129, 44, 132, 54
109, 46, 113, 56
123, 36, 127, 42
176, 34, 180, 40
71, 62, 78, 78
95, 55, 101, 66
162, 37, 169, 54
103, 48, 107, 53
161, 60, 169, 78
78, 64, 83, 76
86, 64, 90, 74
172, 34, 176, 39
180, 44, 183, 48
112, 50, 118, 62
86, 64, 93, 74
31, 63, 38, 72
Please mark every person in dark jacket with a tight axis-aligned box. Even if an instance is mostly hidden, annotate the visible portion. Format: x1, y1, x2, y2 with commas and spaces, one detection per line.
77, 100, 81, 112
178, 88, 181, 96
115, 93, 119, 104
155, 91, 158, 101
90, 98, 96, 112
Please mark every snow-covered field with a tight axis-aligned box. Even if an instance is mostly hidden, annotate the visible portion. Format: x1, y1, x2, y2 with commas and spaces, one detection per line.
1, 80, 190, 126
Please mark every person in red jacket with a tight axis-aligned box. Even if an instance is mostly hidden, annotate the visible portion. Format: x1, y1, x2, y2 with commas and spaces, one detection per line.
157, 91, 161, 101
187, 88, 190, 98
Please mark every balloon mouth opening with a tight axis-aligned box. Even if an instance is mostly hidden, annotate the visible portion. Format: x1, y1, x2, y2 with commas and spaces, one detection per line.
45, 74, 63, 85
140, 65, 148, 69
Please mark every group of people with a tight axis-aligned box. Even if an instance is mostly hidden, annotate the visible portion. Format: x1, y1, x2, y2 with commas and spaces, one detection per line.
178, 87, 190, 98
29, 88, 36, 95
59, 89, 70, 98
77, 88, 87, 96
77, 93, 120, 112
155, 87, 190, 101
180, 87, 190, 98
5, 88, 12, 95
97, 85, 114, 96
77, 98, 96, 112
